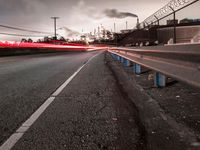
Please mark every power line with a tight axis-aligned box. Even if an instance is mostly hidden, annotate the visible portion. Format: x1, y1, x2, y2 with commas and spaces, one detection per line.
0, 24, 53, 34
0, 32, 50, 37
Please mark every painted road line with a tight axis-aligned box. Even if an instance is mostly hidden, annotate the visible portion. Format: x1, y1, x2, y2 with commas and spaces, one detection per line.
52, 52, 102, 96
0, 97, 55, 150
52, 65, 85, 97
0, 51, 102, 150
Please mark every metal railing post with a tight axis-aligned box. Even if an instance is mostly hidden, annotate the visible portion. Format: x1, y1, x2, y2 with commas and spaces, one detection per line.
168, 6, 176, 44
154, 72, 166, 87
133, 64, 142, 75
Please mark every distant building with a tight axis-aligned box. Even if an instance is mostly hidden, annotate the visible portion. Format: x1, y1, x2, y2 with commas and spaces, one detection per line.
193, 19, 200, 22
179, 18, 194, 24
120, 29, 133, 34
180, 18, 200, 24
167, 19, 178, 25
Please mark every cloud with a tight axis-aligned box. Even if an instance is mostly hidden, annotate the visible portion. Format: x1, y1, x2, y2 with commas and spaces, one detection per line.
57, 27, 80, 39
73, 0, 138, 20
0, 0, 43, 16
103, 9, 138, 18
72, 0, 103, 20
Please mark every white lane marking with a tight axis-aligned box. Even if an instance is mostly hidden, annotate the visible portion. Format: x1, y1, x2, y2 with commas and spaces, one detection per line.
0, 133, 24, 150
52, 52, 102, 96
0, 97, 55, 150
0, 51, 102, 150
52, 65, 85, 97
20, 97, 55, 128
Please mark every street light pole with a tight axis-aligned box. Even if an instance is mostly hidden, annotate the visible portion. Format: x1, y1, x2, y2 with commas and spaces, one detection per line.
51, 17, 59, 40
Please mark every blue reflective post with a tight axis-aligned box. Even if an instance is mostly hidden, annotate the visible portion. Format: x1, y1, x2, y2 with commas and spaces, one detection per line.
113, 54, 118, 60
123, 58, 127, 66
125, 59, 131, 67
133, 63, 142, 75
120, 57, 124, 63
154, 72, 166, 87
117, 56, 121, 61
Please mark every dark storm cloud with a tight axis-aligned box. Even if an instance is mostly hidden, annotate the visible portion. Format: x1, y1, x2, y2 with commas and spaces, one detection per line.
104, 9, 138, 18
0, 0, 76, 29
0, 0, 30, 14
0, 0, 75, 17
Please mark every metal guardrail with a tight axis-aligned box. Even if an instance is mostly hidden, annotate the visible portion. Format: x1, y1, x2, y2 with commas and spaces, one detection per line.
108, 44, 200, 88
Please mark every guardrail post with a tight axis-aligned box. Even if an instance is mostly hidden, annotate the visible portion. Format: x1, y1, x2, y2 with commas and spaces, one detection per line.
117, 55, 121, 61
120, 57, 125, 64
133, 64, 142, 74
113, 54, 118, 60
125, 59, 131, 67
111, 53, 115, 59
113, 54, 116, 60
122, 59, 130, 67
154, 72, 166, 87
120, 57, 124, 63
122, 58, 126, 66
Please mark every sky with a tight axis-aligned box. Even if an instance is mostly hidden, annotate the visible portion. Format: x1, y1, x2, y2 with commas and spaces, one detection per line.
0, 0, 199, 41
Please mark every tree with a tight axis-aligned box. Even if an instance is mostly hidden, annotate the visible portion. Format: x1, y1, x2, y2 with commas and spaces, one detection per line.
27, 38, 33, 43
21, 38, 27, 42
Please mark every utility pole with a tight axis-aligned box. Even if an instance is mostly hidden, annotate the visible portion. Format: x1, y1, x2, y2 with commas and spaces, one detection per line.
51, 17, 59, 40
126, 21, 128, 30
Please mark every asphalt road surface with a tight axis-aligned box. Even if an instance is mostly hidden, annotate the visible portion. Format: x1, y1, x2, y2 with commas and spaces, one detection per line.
0, 51, 144, 150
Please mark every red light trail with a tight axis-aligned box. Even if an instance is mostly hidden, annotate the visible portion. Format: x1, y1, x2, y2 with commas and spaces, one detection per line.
0, 41, 108, 52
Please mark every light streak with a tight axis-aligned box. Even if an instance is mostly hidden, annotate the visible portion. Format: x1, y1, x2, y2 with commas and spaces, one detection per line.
0, 41, 108, 52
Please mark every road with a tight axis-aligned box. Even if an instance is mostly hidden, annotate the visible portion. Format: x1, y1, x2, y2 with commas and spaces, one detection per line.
0, 51, 99, 144
0, 51, 144, 150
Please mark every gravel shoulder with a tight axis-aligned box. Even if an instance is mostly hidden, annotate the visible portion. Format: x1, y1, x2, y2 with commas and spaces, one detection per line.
134, 71, 200, 139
